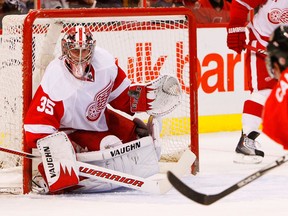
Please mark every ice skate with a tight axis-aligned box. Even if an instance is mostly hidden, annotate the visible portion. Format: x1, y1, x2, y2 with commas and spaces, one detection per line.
233, 131, 264, 164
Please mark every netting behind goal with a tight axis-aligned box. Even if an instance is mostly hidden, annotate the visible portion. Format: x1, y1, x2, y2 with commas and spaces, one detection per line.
0, 7, 198, 194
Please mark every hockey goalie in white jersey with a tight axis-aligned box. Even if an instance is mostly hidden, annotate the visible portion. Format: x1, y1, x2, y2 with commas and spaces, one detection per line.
23, 26, 182, 193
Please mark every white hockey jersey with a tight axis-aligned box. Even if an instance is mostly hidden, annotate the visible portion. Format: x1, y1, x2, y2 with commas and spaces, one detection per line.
24, 46, 132, 148
237, 0, 288, 46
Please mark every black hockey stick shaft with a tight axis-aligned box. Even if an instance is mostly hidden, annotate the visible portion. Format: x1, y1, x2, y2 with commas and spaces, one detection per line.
167, 154, 288, 205
0, 146, 40, 159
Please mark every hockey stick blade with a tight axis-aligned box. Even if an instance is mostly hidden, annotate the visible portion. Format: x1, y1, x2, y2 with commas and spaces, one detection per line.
167, 154, 288, 205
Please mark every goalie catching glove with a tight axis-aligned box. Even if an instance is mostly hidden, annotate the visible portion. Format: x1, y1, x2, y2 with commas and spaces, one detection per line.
128, 75, 182, 117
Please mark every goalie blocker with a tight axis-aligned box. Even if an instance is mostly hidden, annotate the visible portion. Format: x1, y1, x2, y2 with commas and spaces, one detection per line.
128, 75, 182, 117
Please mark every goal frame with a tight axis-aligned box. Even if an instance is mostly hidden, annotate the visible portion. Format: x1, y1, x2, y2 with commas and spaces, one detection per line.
20, 7, 198, 194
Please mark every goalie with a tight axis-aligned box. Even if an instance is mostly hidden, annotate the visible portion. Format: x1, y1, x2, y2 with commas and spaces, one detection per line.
23, 26, 182, 193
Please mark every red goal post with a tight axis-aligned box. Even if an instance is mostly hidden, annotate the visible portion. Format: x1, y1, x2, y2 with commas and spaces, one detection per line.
0, 7, 198, 194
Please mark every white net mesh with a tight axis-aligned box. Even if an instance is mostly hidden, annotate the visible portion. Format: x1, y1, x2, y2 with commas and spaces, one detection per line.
0, 15, 25, 170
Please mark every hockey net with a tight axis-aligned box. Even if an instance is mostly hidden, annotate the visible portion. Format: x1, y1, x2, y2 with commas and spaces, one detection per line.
0, 7, 198, 194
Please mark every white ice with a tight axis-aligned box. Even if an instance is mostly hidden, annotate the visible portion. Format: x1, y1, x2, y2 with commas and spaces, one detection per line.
1, 131, 288, 216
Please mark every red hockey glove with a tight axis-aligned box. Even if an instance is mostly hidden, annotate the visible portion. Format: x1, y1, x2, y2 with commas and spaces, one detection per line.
226, 0, 249, 54
227, 26, 246, 54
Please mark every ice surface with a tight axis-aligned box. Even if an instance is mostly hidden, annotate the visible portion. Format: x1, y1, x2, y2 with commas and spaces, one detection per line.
1, 131, 288, 216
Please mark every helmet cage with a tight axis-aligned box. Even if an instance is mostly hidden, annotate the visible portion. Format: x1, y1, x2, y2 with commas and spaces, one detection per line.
64, 42, 94, 65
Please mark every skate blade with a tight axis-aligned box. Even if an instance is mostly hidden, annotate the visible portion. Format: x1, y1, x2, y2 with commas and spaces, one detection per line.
233, 152, 263, 164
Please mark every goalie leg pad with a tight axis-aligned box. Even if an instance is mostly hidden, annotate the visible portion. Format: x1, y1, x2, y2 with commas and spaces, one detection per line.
98, 135, 159, 177
36, 132, 79, 193
72, 136, 160, 193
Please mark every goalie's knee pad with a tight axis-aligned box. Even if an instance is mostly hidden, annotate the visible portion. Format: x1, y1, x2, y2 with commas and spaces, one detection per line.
99, 135, 123, 149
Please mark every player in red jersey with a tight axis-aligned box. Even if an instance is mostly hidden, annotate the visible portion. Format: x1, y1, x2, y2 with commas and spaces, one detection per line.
226, 0, 288, 164
262, 25, 288, 150
24, 26, 181, 193
183, 0, 230, 24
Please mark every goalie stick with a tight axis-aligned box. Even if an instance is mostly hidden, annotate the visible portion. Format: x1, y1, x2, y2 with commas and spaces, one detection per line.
167, 154, 288, 205
0, 145, 195, 194
0, 136, 154, 162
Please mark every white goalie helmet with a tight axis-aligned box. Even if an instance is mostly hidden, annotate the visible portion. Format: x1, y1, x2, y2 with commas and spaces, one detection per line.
61, 26, 96, 79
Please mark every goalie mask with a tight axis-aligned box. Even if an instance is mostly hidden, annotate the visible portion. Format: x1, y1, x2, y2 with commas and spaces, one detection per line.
62, 26, 96, 79
266, 25, 288, 79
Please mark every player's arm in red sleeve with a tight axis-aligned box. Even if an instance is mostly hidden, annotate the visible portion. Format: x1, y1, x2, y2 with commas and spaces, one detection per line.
227, 0, 266, 53
24, 85, 64, 149
262, 72, 288, 150
229, 0, 268, 25
109, 66, 133, 115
